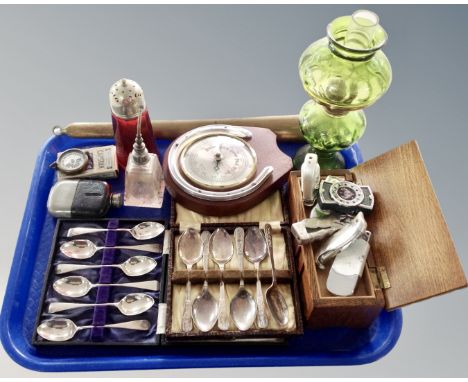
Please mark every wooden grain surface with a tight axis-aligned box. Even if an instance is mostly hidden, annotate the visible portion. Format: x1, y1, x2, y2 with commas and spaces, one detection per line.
288, 171, 385, 328
163, 126, 292, 216
354, 140, 467, 309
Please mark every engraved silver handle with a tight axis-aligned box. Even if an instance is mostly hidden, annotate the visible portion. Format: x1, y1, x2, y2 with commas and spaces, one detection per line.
217, 279, 229, 330
182, 265, 193, 332
264, 224, 276, 285
255, 263, 268, 328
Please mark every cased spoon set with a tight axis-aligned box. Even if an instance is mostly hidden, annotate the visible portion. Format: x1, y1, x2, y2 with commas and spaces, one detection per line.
177, 225, 289, 333
36, 221, 164, 342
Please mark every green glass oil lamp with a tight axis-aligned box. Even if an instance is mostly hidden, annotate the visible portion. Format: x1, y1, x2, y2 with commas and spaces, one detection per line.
294, 10, 392, 169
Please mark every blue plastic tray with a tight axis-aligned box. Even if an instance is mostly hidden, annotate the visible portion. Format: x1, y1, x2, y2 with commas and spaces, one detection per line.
0, 135, 402, 372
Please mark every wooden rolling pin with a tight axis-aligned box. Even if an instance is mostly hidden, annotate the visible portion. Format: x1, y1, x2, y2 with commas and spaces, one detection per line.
52, 114, 303, 142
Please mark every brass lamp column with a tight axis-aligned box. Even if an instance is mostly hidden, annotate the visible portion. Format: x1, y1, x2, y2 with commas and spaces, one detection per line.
294, 10, 392, 169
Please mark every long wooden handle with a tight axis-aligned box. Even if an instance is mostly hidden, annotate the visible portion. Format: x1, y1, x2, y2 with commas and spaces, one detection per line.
53, 115, 303, 141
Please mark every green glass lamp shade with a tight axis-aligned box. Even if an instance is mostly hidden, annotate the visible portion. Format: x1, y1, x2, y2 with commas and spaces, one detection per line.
296, 10, 392, 168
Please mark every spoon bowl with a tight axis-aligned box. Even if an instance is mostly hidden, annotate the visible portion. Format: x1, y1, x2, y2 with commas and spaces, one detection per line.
54, 276, 93, 298
230, 288, 257, 331
117, 293, 155, 316
121, 256, 157, 277
37, 318, 79, 342
265, 286, 289, 327
60, 240, 97, 259
130, 221, 165, 240
192, 231, 218, 332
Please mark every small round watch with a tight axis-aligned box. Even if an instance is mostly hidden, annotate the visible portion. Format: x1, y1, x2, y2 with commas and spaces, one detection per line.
50, 148, 89, 175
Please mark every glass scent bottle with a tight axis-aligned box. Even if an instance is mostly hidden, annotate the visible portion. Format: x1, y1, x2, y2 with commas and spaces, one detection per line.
124, 111, 164, 208
47, 180, 122, 218
295, 10, 392, 169
109, 78, 159, 168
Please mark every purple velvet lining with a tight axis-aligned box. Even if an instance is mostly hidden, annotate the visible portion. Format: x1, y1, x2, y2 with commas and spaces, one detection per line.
91, 219, 118, 340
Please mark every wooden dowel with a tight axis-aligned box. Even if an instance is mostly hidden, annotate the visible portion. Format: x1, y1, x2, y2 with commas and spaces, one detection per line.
53, 115, 303, 142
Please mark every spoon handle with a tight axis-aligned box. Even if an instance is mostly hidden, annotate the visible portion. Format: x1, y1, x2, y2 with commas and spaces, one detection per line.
98, 280, 159, 291
98, 319, 150, 331
264, 224, 277, 285
217, 280, 230, 331
234, 227, 244, 276
181, 278, 193, 332
56, 263, 118, 274
67, 227, 129, 237
100, 244, 162, 253
48, 301, 115, 313
255, 263, 269, 329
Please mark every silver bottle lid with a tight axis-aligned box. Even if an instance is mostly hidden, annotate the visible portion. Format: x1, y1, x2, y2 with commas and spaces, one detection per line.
109, 78, 146, 119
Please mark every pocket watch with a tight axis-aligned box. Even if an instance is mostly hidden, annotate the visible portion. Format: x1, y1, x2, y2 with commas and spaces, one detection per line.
50, 148, 89, 175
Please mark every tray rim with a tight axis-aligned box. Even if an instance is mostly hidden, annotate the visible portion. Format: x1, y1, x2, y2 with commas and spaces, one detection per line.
0, 134, 402, 372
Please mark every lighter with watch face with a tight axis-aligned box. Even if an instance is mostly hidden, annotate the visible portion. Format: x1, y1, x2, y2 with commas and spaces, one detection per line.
318, 176, 374, 214
50, 146, 119, 180
50, 148, 89, 175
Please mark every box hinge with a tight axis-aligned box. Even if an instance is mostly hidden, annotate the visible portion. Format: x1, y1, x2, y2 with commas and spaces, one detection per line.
369, 266, 391, 290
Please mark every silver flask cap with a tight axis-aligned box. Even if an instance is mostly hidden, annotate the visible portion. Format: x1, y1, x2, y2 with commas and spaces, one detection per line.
109, 78, 146, 119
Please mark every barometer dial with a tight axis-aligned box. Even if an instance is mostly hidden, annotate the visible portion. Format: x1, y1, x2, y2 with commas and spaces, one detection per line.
179, 134, 257, 191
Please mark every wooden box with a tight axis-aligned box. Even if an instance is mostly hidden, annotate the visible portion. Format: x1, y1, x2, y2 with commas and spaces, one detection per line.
289, 141, 467, 328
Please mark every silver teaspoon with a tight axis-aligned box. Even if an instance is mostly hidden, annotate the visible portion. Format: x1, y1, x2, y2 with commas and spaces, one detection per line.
244, 226, 268, 328
37, 318, 150, 342
264, 224, 289, 327
55, 256, 157, 277
53, 275, 159, 298
210, 228, 234, 331
60, 239, 161, 260
178, 228, 203, 333
192, 231, 218, 332
230, 227, 256, 331
48, 293, 154, 315
67, 221, 165, 240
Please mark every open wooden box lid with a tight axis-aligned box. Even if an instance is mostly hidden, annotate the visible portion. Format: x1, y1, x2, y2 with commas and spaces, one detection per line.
353, 140, 467, 310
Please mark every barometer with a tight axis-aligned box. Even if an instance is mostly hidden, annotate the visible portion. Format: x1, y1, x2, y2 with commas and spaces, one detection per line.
163, 125, 292, 215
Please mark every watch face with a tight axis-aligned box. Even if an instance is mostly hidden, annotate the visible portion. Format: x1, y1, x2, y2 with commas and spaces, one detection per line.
179, 133, 257, 191
57, 149, 89, 174
330, 181, 364, 207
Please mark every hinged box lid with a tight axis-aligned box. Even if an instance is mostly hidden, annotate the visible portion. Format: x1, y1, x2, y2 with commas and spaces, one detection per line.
353, 140, 467, 310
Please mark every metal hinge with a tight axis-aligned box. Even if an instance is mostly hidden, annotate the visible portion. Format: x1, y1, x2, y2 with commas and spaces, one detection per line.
369, 266, 391, 290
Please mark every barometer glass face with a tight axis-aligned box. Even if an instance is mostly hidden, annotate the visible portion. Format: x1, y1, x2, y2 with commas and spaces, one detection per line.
179, 134, 257, 191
